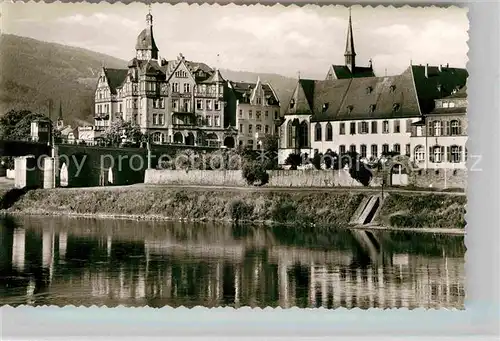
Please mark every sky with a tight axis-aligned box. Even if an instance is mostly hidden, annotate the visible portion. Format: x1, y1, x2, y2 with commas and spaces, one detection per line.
2, 3, 468, 79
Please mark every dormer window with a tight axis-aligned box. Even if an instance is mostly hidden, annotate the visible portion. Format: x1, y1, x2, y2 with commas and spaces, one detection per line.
369, 104, 376, 113
390, 85, 396, 92
322, 103, 329, 112
290, 99, 295, 109
366, 86, 373, 94
393, 103, 401, 112
346, 105, 354, 114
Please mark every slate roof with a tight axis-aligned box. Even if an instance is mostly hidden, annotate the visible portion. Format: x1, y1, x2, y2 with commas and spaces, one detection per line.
202, 69, 225, 83
135, 26, 159, 53
411, 65, 468, 114
103, 68, 128, 94
287, 65, 468, 122
328, 65, 375, 80
444, 85, 467, 99
230, 81, 279, 105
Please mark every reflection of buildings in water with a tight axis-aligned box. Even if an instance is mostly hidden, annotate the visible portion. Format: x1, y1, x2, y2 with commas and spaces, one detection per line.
306, 253, 464, 309
42, 229, 54, 282
59, 231, 67, 260
12, 228, 26, 272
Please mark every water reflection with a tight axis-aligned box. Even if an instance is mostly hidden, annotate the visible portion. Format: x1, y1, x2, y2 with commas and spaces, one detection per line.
0, 215, 465, 309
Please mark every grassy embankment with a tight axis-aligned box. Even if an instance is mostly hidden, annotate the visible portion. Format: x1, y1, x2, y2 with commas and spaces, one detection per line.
0, 187, 466, 229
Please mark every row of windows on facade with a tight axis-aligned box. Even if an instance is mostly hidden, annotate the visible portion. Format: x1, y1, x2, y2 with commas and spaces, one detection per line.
289, 99, 401, 115
239, 109, 279, 121
239, 123, 272, 135
171, 83, 223, 95
335, 144, 465, 163
149, 113, 222, 127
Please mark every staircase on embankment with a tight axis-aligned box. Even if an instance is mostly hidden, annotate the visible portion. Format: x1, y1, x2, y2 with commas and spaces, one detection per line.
350, 194, 383, 226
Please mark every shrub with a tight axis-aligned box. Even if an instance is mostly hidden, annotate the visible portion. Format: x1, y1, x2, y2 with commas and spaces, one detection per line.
230, 199, 254, 222
311, 152, 322, 170
284, 153, 302, 170
242, 161, 269, 186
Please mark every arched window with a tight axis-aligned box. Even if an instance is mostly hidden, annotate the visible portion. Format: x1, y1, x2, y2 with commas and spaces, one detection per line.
152, 132, 162, 144
414, 145, 425, 162
449, 145, 463, 163
450, 120, 461, 135
430, 145, 444, 163
326, 122, 333, 141
287, 120, 294, 148
314, 123, 322, 141
299, 121, 309, 148
371, 144, 378, 158
349, 144, 356, 154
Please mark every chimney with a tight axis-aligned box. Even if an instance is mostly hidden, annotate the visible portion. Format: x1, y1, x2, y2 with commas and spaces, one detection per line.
425, 64, 429, 78
438, 64, 442, 72
446, 63, 449, 68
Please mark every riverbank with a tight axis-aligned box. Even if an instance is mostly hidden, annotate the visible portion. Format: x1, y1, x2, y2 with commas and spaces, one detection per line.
0, 186, 466, 231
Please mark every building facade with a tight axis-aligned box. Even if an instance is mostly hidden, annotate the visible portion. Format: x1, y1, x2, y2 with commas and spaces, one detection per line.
278, 11, 468, 167
229, 78, 281, 149
410, 86, 467, 169
93, 12, 280, 148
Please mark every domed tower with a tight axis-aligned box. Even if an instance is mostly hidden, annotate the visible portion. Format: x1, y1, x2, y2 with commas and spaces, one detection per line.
135, 11, 159, 61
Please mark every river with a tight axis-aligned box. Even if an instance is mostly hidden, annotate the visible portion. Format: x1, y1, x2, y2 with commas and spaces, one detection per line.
0, 215, 465, 309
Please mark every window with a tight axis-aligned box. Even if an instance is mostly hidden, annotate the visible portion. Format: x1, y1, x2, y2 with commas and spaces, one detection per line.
172, 99, 178, 110
249, 124, 253, 134
290, 99, 295, 109
339, 123, 346, 135
360, 145, 367, 158
416, 126, 423, 136
405, 119, 413, 133
326, 123, 333, 141
349, 144, 356, 154
133, 99, 138, 109
394, 120, 401, 133
274, 111, 279, 120
415, 145, 425, 162
119, 103, 122, 113
159, 114, 164, 125
256, 97, 262, 105
206, 100, 212, 110
214, 115, 220, 127
382, 120, 389, 133
153, 114, 158, 125
366, 86, 373, 94
265, 125, 269, 134
393, 103, 401, 112
315, 123, 322, 141
183, 83, 191, 93
371, 144, 378, 158
431, 146, 444, 163
133, 114, 138, 124
215, 101, 220, 110
433, 121, 442, 136
393, 144, 401, 155
350, 122, 356, 135
152, 132, 162, 144
443, 101, 449, 108
347, 105, 354, 114
249, 110, 253, 119
382, 144, 389, 154
239, 124, 243, 133
175, 70, 187, 78
361, 121, 369, 134
159, 98, 165, 109
450, 120, 461, 135
390, 85, 396, 92
172, 83, 179, 93
256, 111, 261, 120
182, 99, 190, 112
265, 111, 269, 118
322, 103, 330, 112
369, 104, 376, 113
299, 121, 309, 148
239, 109, 243, 117
197, 99, 203, 110
405, 144, 410, 156
248, 140, 254, 147
449, 145, 462, 163
287, 121, 294, 148
371, 121, 378, 134
256, 124, 262, 132
449, 102, 456, 108
339, 145, 346, 155
207, 116, 213, 127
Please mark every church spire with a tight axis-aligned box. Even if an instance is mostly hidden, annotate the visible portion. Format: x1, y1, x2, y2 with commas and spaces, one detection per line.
344, 8, 356, 72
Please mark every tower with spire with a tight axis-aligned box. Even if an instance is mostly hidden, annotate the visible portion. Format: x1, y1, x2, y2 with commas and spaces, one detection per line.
325, 8, 375, 80
135, 9, 159, 61
344, 8, 356, 72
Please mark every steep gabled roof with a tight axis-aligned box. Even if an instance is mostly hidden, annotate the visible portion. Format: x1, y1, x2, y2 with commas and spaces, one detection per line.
411, 65, 468, 114
103, 68, 128, 94
202, 69, 225, 83
445, 85, 467, 99
230, 81, 279, 105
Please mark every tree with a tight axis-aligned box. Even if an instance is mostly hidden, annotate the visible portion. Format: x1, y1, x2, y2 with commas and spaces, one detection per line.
103, 118, 143, 147
0, 109, 51, 141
